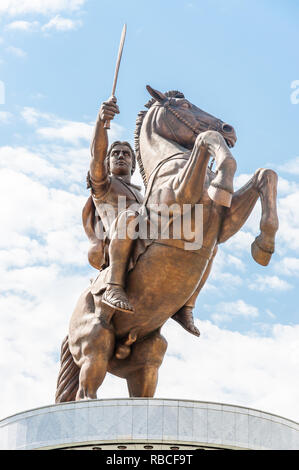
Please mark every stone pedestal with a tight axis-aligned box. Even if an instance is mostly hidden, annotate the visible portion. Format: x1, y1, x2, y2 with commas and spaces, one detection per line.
0, 398, 298, 450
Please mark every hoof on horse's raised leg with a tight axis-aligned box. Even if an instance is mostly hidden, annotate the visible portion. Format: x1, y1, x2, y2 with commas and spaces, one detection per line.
251, 235, 274, 266
208, 184, 232, 208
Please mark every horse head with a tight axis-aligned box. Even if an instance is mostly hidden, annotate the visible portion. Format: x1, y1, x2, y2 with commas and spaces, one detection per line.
135, 86, 237, 186
145, 85, 237, 150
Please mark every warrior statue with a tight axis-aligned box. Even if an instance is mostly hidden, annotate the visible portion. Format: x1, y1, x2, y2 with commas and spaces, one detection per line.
55, 84, 278, 402
83, 96, 200, 336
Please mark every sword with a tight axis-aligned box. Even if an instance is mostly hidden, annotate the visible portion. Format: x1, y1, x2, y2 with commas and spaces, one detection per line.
104, 23, 127, 130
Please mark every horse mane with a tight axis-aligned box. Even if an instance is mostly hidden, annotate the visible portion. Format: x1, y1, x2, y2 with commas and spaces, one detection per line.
134, 90, 185, 187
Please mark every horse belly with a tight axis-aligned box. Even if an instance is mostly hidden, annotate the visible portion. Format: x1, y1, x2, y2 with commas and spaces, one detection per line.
112, 243, 209, 338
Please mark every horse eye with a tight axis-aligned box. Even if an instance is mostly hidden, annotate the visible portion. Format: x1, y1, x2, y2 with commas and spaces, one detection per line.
181, 102, 191, 109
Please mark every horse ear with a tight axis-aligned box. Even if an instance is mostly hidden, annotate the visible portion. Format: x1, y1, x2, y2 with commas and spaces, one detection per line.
146, 85, 167, 103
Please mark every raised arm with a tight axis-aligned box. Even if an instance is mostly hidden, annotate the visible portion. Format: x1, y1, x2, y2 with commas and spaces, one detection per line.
90, 97, 119, 183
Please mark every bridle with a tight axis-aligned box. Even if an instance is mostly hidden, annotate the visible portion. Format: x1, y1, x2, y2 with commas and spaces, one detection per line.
161, 99, 219, 169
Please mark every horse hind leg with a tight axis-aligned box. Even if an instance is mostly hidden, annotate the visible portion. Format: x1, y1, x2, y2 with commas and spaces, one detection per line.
125, 330, 168, 397
75, 325, 115, 400
251, 168, 279, 266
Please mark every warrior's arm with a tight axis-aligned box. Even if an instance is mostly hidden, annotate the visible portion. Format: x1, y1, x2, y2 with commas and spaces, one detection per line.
90, 97, 119, 184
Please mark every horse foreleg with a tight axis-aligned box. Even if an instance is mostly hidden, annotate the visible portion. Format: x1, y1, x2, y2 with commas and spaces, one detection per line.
174, 130, 236, 207
251, 168, 279, 265
218, 168, 278, 266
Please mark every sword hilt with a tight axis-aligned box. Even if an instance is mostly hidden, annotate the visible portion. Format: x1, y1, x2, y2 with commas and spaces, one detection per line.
104, 95, 116, 130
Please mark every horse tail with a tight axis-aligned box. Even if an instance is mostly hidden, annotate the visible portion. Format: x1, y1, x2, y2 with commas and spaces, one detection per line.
55, 336, 80, 403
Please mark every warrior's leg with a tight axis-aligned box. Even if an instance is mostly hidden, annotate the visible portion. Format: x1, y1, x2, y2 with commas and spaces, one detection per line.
172, 290, 200, 337
172, 247, 218, 337
102, 210, 138, 312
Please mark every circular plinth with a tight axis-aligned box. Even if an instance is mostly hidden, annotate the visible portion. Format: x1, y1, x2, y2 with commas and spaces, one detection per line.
0, 398, 298, 450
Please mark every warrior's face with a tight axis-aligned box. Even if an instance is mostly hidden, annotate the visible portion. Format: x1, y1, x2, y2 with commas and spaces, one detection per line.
109, 144, 133, 177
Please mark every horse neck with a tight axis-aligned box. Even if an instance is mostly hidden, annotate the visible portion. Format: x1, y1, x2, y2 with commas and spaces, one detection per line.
139, 106, 186, 181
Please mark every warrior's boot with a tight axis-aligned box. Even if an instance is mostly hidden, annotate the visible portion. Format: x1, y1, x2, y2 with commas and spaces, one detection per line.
172, 306, 200, 337
102, 262, 134, 313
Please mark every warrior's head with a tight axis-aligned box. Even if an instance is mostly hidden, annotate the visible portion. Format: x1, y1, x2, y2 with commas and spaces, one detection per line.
106, 141, 136, 177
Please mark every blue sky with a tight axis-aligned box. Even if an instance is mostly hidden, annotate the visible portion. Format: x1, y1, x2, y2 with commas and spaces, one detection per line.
1, 0, 299, 423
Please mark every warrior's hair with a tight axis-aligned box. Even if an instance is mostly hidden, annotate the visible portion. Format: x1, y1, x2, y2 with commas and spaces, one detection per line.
106, 141, 136, 175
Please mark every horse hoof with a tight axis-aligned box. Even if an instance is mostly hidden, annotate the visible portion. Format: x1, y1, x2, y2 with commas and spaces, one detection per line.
251, 237, 273, 266
208, 185, 232, 207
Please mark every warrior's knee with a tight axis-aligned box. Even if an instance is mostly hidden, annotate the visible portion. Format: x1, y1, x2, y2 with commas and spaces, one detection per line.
114, 210, 139, 240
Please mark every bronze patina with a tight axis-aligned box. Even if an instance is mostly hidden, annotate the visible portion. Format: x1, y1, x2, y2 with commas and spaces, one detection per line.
55, 85, 278, 402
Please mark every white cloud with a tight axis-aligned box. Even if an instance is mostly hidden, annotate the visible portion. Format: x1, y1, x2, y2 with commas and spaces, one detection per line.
38, 119, 122, 145
21, 106, 124, 145
5, 16, 82, 34
5, 20, 39, 32
37, 120, 94, 144
278, 157, 299, 176
0, 146, 63, 181
210, 299, 259, 324
21, 107, 56, 125
0, 0, 86, 17
278, 176, 299, 196
277, 191, 299, 252
223, 229, 255, 254
234, 172, 252, 191
249, 275, 293, 292
274, 257, 299, 277
21, 107, 44, 125
6, 45, 26, 58
42, 15, 82, 32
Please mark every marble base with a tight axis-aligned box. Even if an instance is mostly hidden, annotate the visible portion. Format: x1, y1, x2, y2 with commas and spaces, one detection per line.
0, 399, 298, 450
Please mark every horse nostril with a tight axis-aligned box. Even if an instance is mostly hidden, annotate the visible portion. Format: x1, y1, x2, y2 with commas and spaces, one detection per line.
222, 123, 233, 133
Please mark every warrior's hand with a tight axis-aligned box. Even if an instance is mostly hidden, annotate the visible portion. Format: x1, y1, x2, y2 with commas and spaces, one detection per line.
99, 97, 120, 123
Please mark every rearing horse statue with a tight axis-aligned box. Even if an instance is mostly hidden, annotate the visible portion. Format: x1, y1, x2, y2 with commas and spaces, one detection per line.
55, 86, 278, 402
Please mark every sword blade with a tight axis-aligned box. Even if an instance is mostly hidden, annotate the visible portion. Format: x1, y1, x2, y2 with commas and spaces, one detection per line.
104, 24, 127, 130
111, 23, 127, 97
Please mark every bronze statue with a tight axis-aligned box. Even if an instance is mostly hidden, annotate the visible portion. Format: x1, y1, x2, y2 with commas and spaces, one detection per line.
55, 85, 278, 402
